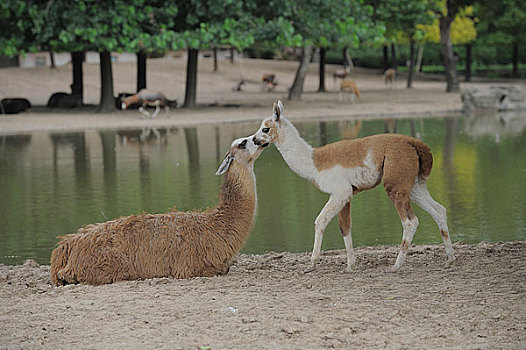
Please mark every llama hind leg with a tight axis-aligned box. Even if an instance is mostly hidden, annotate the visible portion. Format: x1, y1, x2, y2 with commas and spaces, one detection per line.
338, 200, 356, 272
392, 199, 419, 271
410, 180, 455, 262
306, 195, 349, 273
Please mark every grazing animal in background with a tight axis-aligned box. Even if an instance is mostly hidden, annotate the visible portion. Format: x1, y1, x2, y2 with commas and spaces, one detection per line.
0, 98, 31, 114
339, 79, 361, 103
232, 79, 246, 91
384, 68, 396, 88
252, 101, 455, 273
47, 92, 79, 108
333, 66, 351, 86
50, 136, 267, 286
121, 89, 169, 118
261, 73, 278, 92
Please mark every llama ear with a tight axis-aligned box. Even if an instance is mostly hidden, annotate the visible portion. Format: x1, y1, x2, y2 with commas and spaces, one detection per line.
273, 102, 281, 122
216, 152, 234, 175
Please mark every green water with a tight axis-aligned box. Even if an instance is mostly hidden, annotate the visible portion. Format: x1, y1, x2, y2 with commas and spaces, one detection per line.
1, 113, 525, 265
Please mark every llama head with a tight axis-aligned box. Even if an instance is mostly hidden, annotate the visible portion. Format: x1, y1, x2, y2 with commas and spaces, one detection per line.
216, 135, 265, 175
252, 100, 284, 146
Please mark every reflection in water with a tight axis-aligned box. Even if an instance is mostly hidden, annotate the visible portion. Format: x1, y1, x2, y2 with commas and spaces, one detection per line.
0, 113, 525, 264
99, 131, 117, 220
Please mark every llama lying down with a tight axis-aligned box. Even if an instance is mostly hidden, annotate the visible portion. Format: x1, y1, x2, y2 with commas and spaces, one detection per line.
50, 136, 267, 286
252, 101, 455, 272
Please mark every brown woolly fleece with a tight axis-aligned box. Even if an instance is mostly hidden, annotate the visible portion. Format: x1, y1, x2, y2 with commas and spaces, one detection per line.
50, 160, 256, 286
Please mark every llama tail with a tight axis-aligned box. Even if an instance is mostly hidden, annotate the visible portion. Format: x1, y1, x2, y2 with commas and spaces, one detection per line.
411, 139, 433, 179
50, 235, 75, 286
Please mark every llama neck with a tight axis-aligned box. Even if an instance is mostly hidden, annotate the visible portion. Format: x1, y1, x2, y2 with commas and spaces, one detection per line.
274, 118, 317, 181
215, 160, 257, 234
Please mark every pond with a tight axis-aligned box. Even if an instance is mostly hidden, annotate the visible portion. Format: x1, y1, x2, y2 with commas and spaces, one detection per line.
1, 112, 525, 265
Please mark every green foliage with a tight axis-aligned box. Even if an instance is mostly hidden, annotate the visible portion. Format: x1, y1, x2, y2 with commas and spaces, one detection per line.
34, 0, 178, 53
0, 1, 39, 56
377, 0, 437, 41
476, 0, 526, 45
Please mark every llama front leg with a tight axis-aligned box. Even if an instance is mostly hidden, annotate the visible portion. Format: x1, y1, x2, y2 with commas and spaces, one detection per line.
305, 195, 349, 273
151, 101, 161, 118
139, 104, 151, 118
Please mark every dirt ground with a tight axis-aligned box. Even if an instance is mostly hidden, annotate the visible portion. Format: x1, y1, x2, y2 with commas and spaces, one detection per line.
1, 56, 526, 349
1, 242, 525, 349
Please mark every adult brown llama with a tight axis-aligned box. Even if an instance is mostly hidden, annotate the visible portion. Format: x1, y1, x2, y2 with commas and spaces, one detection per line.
50, 136, 267, 286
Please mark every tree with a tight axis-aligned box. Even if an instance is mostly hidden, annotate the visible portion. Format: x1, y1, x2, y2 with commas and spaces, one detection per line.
285, 0, 383, 100
32, 0, 178, 111
419, 5, 477, 81
378, 1, 436, 88
477, 0, 526, 78
173, 0, 260, 108
432, 0, 474, 92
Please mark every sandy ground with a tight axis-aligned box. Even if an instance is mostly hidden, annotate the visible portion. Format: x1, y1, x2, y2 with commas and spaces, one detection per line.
2, 56, 526, 349
1, 242, 525, 349
2, 54, 511, 135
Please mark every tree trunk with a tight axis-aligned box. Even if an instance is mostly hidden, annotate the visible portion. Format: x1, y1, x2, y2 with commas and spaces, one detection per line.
229, 47, 234, 63
407, 38, 415, 88
318, 47, 326, 92
465, 44, 472, 82
49, 51, 56, 69
391, 43, 398, 71
71, 51, 84, 105
416, 45, 424, 73
343, 47, 351, 67
213, 47, 218, 72
512, 43, 518, 78
288, 46, 313, 101
439, 9, 460, 92
98, 51, 116, 113
183, 49, 199, 108
137, 51, 147, 92
383, 45, 389, 71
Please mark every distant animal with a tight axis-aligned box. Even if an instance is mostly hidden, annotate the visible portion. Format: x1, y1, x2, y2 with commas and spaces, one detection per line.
0, 98, 31, 114
121, 89, 169, 118
50, 135, 267, 286
47, 93, 79, 108
115, 92, 138, 109
261, 73, 278, 92
384, 69, 396, 87
252, 101, 456, 273
339, 79, 361, 103
333, 66, 351, 86
232, 79, 246, 91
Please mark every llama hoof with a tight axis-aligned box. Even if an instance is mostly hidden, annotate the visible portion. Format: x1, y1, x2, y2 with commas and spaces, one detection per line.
344, 267, 353, 273
446, 255, 456, 265
390, 264, 402, 273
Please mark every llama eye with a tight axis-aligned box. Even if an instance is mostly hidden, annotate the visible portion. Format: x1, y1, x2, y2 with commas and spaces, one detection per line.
239, 139, 247, 148
262, 128, 270, 133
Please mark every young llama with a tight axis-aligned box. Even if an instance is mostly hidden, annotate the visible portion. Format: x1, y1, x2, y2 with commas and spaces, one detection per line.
252, 101, 455, 272
51, 136, 266, 286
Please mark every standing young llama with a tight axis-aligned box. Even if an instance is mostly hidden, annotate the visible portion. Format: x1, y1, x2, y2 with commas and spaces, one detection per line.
50, 136, 267, 286
252, 101, 455, 272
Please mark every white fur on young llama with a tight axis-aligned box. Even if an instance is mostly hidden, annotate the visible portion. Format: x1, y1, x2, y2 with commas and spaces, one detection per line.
252, 100, 455, 272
